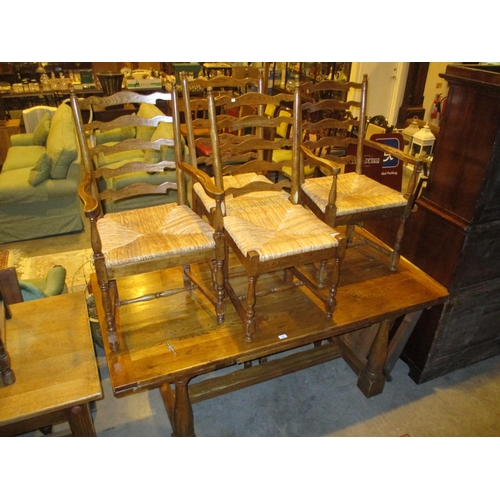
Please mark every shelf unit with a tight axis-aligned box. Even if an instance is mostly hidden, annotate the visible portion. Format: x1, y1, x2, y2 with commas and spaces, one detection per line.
269, 62, 351, 94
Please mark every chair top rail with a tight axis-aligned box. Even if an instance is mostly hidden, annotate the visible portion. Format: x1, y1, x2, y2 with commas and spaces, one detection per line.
214, 91, 294, 109
303, 117, 360, 133
85, 114, 172, 133
95, 160, 176, 179
100, 181, 177, 202
77, 90, 171, 109
301, 79, 364, 94
302, 136, 357, 152
302, 99, 361, 113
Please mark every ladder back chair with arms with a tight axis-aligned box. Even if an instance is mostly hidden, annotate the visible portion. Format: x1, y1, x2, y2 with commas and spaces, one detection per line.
298, 74, 423, 271
180, 71, 265, 179
183, 73, 295, 224
204, 82, 346, 342
70, 88, 226, 352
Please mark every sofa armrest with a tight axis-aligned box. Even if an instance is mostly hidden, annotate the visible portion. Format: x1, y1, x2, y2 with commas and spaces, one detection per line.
43, 266, 67, 296
10, 133, 36, 147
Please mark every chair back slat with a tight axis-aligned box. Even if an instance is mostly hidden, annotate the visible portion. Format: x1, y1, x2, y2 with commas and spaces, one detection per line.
297, 74, 368, 176
204, 79, 301, 201
69, 87, 184, 216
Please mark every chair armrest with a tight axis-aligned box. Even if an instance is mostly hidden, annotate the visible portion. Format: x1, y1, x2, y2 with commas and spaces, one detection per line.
178, 161, 224, 201
78, 172, 100, 217
300, 145, 342, 175
363, 139, 421, 166
10, 133, 35, 147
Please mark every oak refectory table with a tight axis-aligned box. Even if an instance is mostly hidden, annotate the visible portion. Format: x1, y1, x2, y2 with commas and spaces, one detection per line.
92, 229, 449, 436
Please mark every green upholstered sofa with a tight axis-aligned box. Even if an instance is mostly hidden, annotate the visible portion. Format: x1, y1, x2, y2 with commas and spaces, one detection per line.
91, 102, 188, 213
0, 102, 84, 243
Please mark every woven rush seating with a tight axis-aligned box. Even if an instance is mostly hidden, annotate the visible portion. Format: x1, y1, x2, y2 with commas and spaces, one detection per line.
223, 201, 341, 262
95, 204, 216, 269
301, 171, 408, 216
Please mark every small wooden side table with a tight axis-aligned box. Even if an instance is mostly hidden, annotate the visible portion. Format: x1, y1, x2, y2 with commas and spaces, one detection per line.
0, 293, 102, 437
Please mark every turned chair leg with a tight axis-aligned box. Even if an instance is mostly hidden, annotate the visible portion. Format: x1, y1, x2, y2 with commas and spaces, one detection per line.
245, 276, 257, 342
317, 260, 328, 288
214, 231, 226, 325
346, 224, 356, 245
182, 264, 192, 288
390, 214, 408, 272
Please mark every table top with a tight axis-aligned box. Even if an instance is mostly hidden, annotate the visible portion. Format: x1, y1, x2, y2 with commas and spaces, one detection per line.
0, 292, 102, 425
94, 229, 449, 396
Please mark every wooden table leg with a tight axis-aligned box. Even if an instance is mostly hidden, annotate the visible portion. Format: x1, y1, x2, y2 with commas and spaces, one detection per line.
65, 403, 97, 437
172, 379, 195, 437
160, 379, 195, 437
384, 310, 423, 378
357, 318, 392, 398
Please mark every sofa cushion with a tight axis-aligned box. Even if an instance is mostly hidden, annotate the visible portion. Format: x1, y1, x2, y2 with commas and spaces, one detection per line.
96, 143, 144, 167
136, 103, 164, 141
28, 152, 51, 186
11, 133, 36, 147
95, 125, 136, 145
121, 125, 136, 140
46, 103, 78, 179
0, 165, 79, 206
33, 112, 52, 146
144, 121, 178, 163
151, 120, 175, 142
2, 145, 46, 172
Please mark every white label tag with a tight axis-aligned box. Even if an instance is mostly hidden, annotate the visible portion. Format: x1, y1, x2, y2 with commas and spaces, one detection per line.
278, 334, 288, 340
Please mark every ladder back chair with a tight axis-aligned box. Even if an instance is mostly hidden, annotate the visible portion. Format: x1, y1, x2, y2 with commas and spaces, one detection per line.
298, 74, 423, 271
183, 75, 296, 224
180, 71, 266, 173
204, 83, 347, 342
70, 88, 226, 352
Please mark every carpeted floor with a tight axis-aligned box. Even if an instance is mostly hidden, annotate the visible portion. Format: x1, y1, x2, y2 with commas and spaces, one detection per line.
8, 248, 94, 293
0, 250, 9, 270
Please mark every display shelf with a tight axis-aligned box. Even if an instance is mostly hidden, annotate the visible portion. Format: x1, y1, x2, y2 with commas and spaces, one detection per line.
269, 62, 351, 94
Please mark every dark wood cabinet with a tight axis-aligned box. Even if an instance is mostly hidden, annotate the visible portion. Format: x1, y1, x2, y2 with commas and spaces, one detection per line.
398, 64, 500, 382
396, 62, 429, 127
